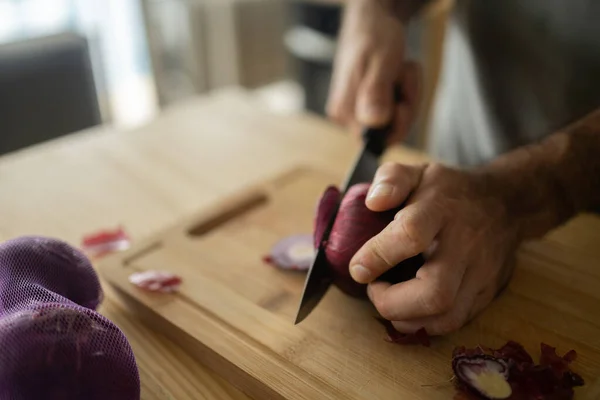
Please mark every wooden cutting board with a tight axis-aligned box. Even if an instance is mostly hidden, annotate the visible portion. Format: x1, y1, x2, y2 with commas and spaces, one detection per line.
101, 164, 600, 400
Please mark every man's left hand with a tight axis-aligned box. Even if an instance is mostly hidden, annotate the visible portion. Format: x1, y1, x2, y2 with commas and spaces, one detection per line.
349, 162, 521, 335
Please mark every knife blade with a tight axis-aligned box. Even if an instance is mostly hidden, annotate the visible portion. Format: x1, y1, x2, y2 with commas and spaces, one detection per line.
294, 101, 398, 325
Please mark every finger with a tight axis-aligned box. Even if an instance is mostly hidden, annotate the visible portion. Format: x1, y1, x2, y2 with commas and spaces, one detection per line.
355, 54, 399, 127
348, 120, 363, 141
364, 231, 466, 321
326, 48, 367, 126
389, 301, 469, 337
350, 199, 443, 283
389, 271, 496, 336
389, 298, 469, 337
386, 61, 423, 144
365, 162, 424, 212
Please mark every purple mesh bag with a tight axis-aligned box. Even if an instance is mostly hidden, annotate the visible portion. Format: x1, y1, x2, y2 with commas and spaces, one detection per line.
0, 236, 140, 400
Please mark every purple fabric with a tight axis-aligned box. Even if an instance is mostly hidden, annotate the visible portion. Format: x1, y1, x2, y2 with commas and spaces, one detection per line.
0, 236, 140, 400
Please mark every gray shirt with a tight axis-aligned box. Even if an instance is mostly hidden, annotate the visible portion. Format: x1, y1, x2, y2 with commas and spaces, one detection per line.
427, 0, 600, 166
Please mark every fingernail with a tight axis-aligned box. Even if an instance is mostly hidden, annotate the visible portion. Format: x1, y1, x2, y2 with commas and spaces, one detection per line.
368, 183, 394, 200
350, 264, 371, 283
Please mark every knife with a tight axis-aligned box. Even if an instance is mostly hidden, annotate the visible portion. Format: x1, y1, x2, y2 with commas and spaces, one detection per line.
294, 87, 402, 325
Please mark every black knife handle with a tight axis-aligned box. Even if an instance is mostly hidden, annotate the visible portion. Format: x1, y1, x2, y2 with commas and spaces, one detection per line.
362, 85, 404, 157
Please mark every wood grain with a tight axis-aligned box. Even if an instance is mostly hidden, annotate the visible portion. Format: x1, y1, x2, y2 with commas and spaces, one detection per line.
2, 87, 599, 399
0, 88, 426, 399
101, 163, 600, 399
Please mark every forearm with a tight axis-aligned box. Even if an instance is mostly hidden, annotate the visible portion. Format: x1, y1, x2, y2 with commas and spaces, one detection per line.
481, 107, 600, 240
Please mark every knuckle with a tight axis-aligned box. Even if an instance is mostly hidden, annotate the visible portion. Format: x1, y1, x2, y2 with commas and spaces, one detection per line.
419, 285, 454, 316
378, 161, 399, 174
377, 307, 397, 322
362, 79, 388, 100
425, 162, 448, 180
377, 162, 406, 182
326, 102, 348, 123
374, 294, 397, 321
395, 214, 426, 253
371, 234, 395, 270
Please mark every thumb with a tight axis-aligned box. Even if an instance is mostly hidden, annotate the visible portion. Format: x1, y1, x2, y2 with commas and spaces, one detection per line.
366, 162, 425, 212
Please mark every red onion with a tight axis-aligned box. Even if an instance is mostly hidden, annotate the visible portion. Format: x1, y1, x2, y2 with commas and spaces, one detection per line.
453, 354, 512, 399
314, 183, 424, 297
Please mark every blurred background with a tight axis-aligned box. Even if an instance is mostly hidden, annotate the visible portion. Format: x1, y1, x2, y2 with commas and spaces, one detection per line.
0, 0, 452, 156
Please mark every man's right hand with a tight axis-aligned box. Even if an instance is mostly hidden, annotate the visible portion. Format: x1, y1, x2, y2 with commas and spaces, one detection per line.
326, 0, 422, 144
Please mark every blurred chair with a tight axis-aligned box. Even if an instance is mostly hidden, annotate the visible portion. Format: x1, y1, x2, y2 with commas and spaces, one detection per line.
0, 32, 101, 155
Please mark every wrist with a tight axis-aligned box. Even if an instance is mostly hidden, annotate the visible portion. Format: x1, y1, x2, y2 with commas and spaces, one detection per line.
475, 140, 577, 242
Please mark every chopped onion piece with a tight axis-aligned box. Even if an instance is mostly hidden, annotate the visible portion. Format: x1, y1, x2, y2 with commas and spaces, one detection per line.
453, 355, 511, 399
264, 234, 315, 271
129, 271, 182, 293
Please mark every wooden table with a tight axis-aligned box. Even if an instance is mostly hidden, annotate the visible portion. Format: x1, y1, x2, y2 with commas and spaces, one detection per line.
0, 88, 420, 399
1, 88, 599, 399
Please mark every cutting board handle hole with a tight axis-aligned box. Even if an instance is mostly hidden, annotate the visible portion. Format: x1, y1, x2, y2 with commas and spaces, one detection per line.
187, 193, 268, 237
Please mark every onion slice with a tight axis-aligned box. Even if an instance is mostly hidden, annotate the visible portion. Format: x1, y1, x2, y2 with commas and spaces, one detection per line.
129, 271, 182, 293
264, 234, 315, 271
453, 355, 512, 399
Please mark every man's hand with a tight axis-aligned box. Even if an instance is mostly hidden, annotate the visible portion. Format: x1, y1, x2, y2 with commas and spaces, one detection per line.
348, 162, 521, 336
326, 0, 423, 144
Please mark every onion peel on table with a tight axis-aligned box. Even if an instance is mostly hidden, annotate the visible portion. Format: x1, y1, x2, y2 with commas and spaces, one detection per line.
263, 234, 315, 271
81, 226, 131, 259
451, 341, 584, 399
376, 317, 430, 347
128, 270, 182, 293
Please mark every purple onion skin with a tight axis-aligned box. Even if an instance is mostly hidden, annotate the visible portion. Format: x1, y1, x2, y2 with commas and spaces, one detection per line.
315, 184, 424, 298
0, 236, 140, 400
313, 185, 341, 249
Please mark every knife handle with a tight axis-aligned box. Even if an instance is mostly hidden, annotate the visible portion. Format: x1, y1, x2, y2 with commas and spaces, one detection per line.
362, 85, 403, 157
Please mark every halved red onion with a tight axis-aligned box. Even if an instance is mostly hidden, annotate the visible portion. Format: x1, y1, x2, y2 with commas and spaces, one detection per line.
313, 183, 424, 298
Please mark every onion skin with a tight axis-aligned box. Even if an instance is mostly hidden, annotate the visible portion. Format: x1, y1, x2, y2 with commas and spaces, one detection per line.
314, 183, 424, 298
313, 186, 341, 249
376, 317, 430, 347
451, 341, 585, 400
